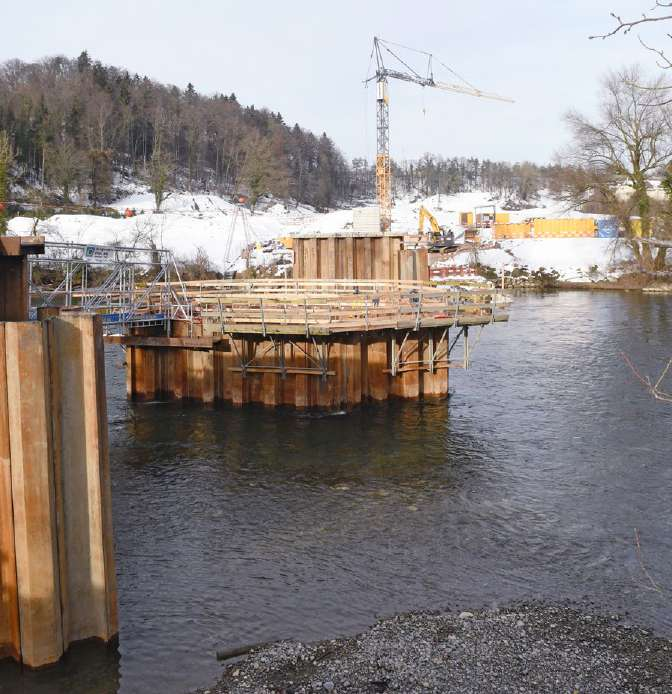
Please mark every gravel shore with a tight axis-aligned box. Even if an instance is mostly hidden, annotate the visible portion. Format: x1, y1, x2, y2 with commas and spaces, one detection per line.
193, 604, 672, 693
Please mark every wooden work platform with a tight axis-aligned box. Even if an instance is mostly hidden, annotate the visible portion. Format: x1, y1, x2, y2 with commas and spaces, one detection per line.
118, 279, 509, 409
162, 279, 509, 336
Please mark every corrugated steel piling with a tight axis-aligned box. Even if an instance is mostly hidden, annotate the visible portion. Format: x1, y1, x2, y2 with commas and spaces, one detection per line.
0, 268, 118, 668
115, 278, 509, 409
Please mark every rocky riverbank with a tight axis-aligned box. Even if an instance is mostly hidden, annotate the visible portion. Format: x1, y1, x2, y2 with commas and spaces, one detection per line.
193, 604, 672, 694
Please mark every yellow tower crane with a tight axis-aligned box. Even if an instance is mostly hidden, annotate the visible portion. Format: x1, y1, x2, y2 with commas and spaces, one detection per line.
366, 37, 514, 233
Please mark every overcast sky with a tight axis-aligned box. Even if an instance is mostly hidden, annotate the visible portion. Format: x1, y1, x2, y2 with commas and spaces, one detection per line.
3, 1, 668, 164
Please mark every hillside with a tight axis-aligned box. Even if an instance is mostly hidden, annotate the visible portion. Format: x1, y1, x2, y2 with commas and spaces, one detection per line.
0, 53, 350, 209
0, 53, 572, 216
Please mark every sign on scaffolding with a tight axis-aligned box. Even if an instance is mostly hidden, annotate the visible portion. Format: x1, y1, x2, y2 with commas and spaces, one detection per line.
84, 244, 115, 262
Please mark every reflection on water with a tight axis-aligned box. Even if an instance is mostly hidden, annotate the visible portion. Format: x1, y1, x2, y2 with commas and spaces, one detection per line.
2, 291, 672, 694
0, 640, 120, 694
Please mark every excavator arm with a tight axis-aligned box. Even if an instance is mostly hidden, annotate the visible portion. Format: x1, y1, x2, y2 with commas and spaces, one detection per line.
418, 206, 457, 252
418, 206, 441, 237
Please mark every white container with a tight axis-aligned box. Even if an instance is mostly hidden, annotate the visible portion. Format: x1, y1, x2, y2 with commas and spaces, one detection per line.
353, 207, 381, 234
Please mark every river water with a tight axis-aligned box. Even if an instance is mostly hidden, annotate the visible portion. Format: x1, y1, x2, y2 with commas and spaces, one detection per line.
2, 291, 671, 694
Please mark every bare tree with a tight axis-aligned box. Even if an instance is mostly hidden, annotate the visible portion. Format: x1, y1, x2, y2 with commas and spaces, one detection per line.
148, 136, 173, 212
623, 353, 672, 403
559, 66, 672, 270
591, 2, 672, 69
0, 130, 14, 234
45, 138, 84, 203
177, 246, 217, 280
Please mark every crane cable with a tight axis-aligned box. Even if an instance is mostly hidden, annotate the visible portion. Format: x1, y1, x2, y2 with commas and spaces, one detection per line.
435, 58, 480, 92
381, 43, 426, 82
376, 37, 482, 91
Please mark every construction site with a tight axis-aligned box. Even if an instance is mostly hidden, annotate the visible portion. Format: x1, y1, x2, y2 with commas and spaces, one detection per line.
0, 35, 514, 677
4, 0, 672, 690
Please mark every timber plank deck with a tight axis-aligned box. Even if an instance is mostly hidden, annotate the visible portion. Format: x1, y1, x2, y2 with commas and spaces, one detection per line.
99, 279, 510, 340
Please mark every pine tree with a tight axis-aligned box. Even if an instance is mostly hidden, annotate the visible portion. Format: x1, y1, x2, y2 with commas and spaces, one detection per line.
185, 83, 197, 104
240, 132, 288, 211
77, 50, 91, 73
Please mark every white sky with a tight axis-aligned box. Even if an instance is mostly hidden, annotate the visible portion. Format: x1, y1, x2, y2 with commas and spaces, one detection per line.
4, 0, 669, 164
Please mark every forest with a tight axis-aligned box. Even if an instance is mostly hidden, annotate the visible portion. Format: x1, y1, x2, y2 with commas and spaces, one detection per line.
0, 52, 560, 210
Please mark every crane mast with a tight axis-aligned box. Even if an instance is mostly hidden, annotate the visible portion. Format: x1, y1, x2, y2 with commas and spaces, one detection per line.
368, 37, 513, 233
376, 76, 392, 234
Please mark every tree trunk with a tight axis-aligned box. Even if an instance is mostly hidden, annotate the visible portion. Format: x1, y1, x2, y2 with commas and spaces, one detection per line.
654, 246, 668, 271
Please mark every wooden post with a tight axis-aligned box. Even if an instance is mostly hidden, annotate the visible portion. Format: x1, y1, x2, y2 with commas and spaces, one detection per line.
344, 238, 355, 279
4, 322, 64, 668
305, 238, 319, 278
48, 315, 118, 646
0, 324, 20, 662
201, 350, 215, 404
279, 341, 297, 406
0, 315, 118, 668
390, 332, 420, 399
366, 336, 390, 401
346, 336, 362, 405
0, 237, 45, 322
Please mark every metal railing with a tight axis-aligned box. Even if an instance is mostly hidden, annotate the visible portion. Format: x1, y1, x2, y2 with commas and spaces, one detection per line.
168, 279, 511, 337
29, 242, 190, 334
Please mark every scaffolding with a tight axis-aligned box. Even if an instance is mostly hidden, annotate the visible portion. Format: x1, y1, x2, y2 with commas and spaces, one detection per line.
28, 242, 190, 334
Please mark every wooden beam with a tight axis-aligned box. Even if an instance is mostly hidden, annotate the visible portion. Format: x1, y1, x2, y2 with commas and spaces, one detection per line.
0, 324, 20, 662
4, 322, 64, 667
106, 335, 217, 349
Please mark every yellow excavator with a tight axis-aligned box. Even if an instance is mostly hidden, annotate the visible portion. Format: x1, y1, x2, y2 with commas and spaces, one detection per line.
418, 206, 456, 252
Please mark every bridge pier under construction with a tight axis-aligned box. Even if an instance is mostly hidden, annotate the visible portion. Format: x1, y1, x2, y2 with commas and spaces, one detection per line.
113, 275, 508, 409
26, 236, 511, 411
121, 326, 460, 408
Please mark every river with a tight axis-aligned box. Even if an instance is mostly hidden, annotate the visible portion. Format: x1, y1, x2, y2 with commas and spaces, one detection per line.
2, 291, 671, 694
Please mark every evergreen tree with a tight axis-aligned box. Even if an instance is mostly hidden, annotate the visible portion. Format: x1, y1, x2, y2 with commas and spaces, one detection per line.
185, 83, 197, 104
77, 50, 91, 73
240, 132, 288, 210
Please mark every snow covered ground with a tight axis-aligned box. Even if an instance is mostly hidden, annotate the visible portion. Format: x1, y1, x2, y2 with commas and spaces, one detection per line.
443, 238, 631, 282
6, 188, 634, 280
